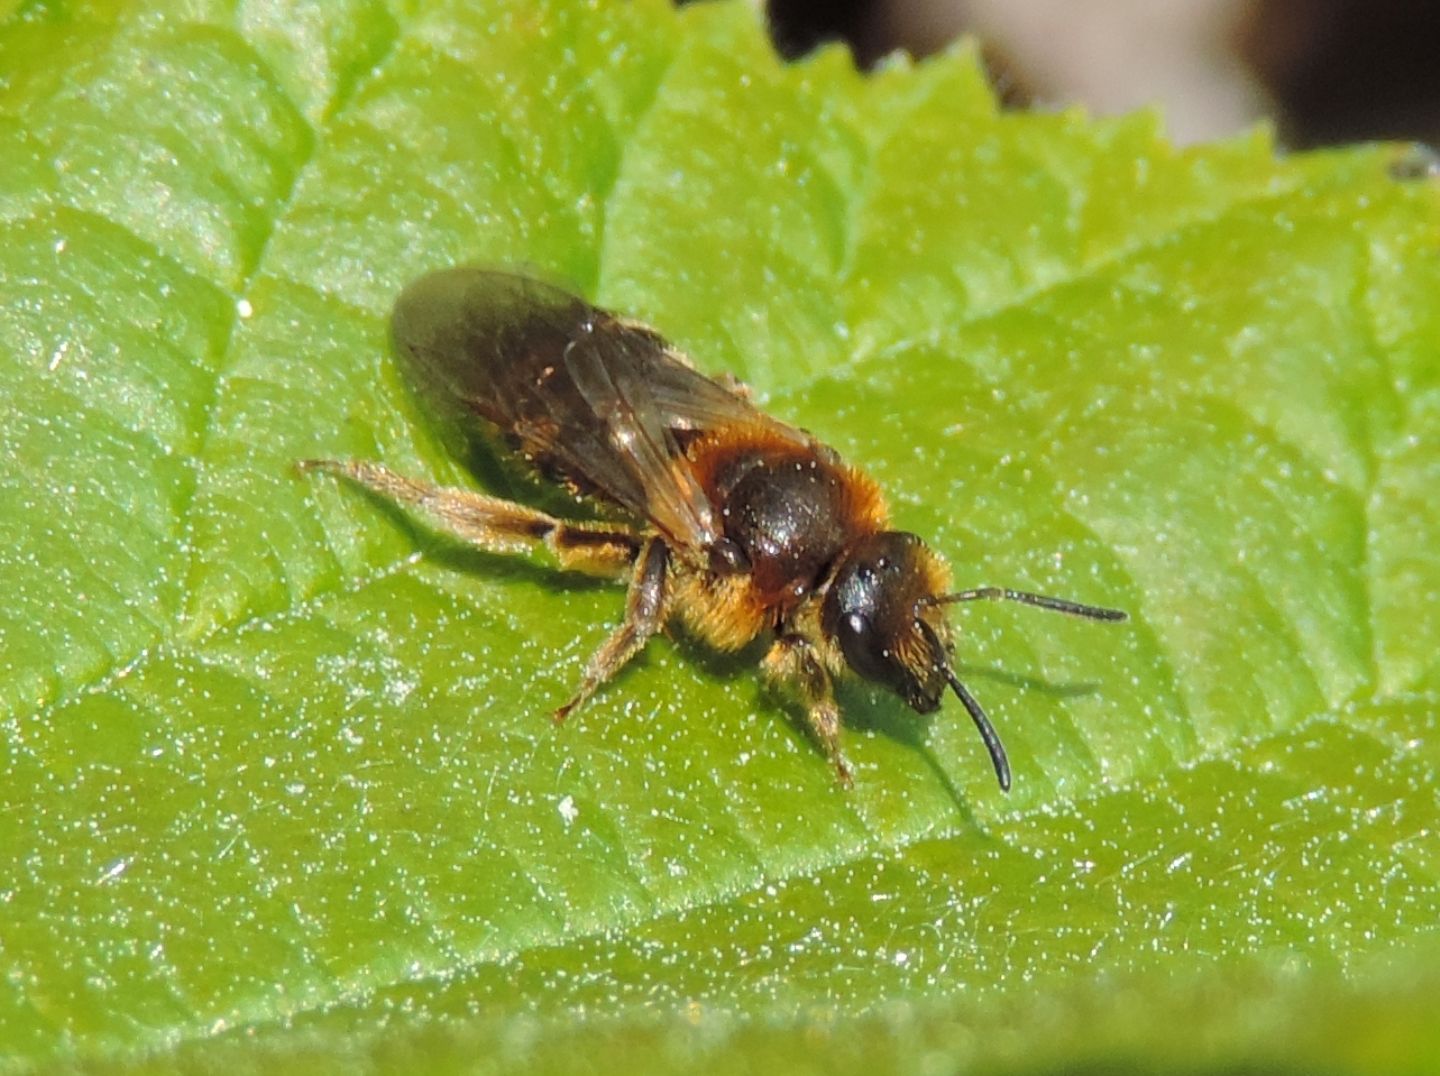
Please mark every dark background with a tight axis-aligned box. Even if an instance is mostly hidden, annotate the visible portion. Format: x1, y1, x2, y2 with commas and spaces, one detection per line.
747, 0, 1440, 148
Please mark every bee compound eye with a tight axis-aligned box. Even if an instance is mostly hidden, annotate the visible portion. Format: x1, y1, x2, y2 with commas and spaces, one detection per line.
838, 611, 892, 684
843, 612, 868, 639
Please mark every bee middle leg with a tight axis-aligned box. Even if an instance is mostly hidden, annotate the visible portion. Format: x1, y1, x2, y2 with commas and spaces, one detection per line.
554, 536, 670, 722
299, 459, 642, 575
763, 634, 853, 787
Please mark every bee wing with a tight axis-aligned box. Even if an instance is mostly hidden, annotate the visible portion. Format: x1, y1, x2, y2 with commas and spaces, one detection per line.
561, 321, 817, 547
641, 348, 812, 446
557, 317, 725, 549
394, 268, 778, 553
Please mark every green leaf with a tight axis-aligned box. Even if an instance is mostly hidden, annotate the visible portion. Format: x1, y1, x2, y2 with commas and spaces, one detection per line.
2, 1, 1438, 1071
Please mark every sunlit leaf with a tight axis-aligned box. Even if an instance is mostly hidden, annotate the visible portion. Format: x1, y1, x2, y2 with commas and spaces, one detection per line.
1, 1, 1437, 1070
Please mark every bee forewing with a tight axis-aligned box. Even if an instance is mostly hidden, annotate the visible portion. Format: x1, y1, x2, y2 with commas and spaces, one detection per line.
392, 268, 753, 553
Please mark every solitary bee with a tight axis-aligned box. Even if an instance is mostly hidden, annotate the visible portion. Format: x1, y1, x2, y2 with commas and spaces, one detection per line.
303, 268, 1125, 790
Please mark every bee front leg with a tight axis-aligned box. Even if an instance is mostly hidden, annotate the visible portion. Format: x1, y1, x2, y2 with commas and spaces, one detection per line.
763, 634, 853, 787
554, 536, 671, 722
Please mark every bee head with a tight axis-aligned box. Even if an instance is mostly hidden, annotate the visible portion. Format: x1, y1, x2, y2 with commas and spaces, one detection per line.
823, 531, 1012, 790
823, 532, 949, 709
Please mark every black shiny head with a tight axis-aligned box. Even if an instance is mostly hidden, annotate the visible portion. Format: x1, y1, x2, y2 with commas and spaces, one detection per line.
822, 531, 1014, 791
823, 532, 949, 711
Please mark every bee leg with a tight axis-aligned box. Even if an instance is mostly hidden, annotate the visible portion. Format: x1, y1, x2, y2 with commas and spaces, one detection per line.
763, 635, 853, 787
554, 536, 671, 722
299, 459, 642, 575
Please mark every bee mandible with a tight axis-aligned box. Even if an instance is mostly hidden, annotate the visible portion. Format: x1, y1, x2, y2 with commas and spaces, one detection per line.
303, 269, 1126, 789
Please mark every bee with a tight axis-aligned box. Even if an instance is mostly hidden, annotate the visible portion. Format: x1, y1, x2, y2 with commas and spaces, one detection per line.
303, 268, 1126, 790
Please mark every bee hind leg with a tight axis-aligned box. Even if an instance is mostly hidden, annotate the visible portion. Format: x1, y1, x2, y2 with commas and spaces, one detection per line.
763, 635, 853, 787
554, 536, 671, 722
299, 459, 643, 574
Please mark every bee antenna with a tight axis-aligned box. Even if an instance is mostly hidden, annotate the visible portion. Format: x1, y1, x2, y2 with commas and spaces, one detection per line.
916, 618, 1012, 792
944, 668, 1012, 792
925, 587, 1127, 622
